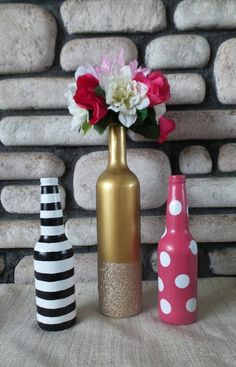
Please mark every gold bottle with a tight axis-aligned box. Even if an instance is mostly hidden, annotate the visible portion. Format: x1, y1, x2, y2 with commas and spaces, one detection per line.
96, 124, 142, 318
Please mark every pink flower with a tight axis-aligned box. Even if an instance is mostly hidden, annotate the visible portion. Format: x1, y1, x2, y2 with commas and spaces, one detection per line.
134, 71, 170, 106
158, 116, 175, 143
73, 74, 108, 125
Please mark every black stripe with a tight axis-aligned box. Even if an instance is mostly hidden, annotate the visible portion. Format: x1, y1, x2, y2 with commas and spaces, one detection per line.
37, 317, 76, 331
40, 217, 63, 226
36, 286, 75, 300
34, 248, 74, 261
41, 186, 59, 194
38, 234, 67, 243
35, 268, 74, 282
37, 301, 76, 317
41, 202, 62, 211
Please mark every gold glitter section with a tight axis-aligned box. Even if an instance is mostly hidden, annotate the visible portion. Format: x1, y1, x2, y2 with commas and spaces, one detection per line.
98, 261, 142, 318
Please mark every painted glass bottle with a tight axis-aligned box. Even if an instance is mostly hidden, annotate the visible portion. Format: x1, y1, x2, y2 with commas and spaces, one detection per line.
34, 177, 76, 331
96, 124, 142, 318
157, 175, 198, 325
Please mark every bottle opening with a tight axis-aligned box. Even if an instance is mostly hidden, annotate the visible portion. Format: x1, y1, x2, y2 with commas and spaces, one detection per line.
40, 177, 58, 186
168, 175, 186, 183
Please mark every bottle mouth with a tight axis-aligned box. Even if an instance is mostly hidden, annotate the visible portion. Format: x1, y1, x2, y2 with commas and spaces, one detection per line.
40, 177, 58, 186
168, 175, 186, 183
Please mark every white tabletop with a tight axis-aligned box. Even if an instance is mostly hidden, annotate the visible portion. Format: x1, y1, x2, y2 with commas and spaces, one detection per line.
0, 278, 235, 367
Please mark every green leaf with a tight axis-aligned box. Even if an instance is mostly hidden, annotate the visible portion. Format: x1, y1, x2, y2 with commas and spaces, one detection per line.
93, 115, 111, 135
131, 114, 159, 140
147, 107, 156, 118
136, 109, 148, 124
81, 121, 91, 135
95, 86, 106, 98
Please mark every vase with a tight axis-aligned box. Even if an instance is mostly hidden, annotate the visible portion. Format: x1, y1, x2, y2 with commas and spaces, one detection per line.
157, 175, 198, 325
96, 124, 142, 318
34, 177, 76, 331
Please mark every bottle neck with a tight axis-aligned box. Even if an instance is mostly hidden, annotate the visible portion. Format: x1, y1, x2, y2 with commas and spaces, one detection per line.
108, 124, 127, 167
40, 180, 64, 238
166, 176, 189, 233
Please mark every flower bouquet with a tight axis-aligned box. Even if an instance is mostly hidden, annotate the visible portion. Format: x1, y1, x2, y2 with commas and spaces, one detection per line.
66, 50, 175, 143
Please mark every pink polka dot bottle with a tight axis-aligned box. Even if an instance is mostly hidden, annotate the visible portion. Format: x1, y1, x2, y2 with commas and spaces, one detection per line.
158, 175, 198, 325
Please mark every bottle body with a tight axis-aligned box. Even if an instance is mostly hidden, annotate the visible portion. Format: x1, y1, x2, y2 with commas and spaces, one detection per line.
158, 175, 198, 325
34, 178, 76, 331
96, 125, 142, 318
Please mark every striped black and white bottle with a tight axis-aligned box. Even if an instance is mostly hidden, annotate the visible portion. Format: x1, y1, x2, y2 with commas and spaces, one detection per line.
34, 177, 76, 331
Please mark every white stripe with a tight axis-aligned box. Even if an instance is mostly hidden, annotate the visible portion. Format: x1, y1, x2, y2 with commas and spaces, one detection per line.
41, 193, 61, 203
40, 225, 64, 236
40, 210, 63, 219
35, 240, 71, 253
35, 275, 75, 292
34, 257, 74, 274
37, 309, 76, 325
40, 178, 58, 186
36, 294, 76, 309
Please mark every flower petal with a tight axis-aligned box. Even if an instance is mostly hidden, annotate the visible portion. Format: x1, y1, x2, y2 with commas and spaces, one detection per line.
71, 106, 89, 130
154, 103, 166, 120
75, 65, 98, 79
119, 111, 137, 127
158, 115, 175, 143
108, 105, 120, 113
120, 65, 132, 79
137, 81, 148, 97
136, 96, 150, 110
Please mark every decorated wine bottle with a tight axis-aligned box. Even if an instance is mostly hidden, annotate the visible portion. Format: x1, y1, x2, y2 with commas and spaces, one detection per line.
157, 175, 198, 325
96, 124, 142, 318
34, 177, 76, 331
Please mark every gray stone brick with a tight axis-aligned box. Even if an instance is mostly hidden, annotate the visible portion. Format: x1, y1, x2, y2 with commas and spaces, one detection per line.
0, 153, 65, 180
0, 78, 72, 110
0, 4, 57, 74
209, 248, 236, 275
187, 178, 236, 207
60, 38, 137, 71
175, 0, 236, 30
166, 74, 206, 105
179, 146, 212, 174
190, 215, 236, 243
215, 39, 236, 104
60, 0, 166, 33
0, 116, 107, 146
145, 35, 210, 69
0, 221, 39, 248
218, 144, 236, 172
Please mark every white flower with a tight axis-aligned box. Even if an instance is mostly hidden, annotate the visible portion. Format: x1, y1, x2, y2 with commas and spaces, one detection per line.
65, 83, 89, 131
99, 65, 150, 128
75, 65, 98, 80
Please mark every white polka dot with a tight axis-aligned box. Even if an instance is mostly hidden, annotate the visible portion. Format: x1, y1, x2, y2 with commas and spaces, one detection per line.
189, 240, 198, 255
158, 277, 164, 292
160, 251, 171, 267
161, 226, 167, 238
169, 200, 182, 216
160, 299, 171, 314
186, 298, 197, 312
175, 274, 190, 289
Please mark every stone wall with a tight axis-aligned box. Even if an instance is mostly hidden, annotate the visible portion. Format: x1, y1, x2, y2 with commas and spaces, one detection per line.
0, 0, 236, 284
